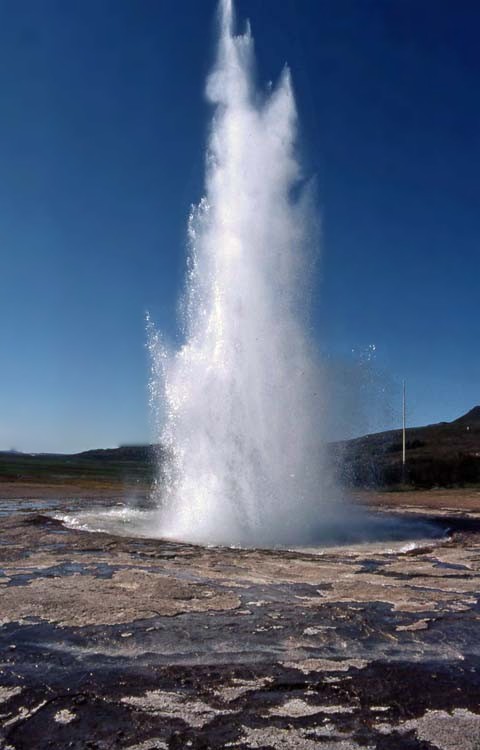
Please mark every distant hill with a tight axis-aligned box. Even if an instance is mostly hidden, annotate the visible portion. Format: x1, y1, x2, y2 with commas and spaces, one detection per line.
0, 445, 160, 485
331, 406, 480, 489
1, 408, 479, 490
72, 445, 160, 462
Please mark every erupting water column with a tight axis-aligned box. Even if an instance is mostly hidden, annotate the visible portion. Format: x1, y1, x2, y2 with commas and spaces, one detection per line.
149, 0, 340, 546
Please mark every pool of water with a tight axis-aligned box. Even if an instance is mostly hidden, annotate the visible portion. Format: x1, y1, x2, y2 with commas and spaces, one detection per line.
54, 504, 447, 553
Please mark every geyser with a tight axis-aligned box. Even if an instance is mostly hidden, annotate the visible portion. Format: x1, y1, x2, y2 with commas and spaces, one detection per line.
53, 0, 444, 551
148, 0, 340, 547
143, 0, 441, 551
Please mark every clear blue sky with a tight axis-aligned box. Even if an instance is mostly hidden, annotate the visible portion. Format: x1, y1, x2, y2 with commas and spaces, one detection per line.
1, 0, 478, 452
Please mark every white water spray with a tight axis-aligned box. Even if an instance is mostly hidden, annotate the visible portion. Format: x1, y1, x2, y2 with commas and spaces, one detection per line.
54, 1, 444, 550
150, 0, 340, 546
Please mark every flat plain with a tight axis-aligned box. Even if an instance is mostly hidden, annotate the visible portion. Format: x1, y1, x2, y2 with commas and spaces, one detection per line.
1, 480, 480, 749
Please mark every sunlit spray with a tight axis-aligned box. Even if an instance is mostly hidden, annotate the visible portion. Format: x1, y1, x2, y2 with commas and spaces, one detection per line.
147, 0, 346, 546
55, 2, 443, 549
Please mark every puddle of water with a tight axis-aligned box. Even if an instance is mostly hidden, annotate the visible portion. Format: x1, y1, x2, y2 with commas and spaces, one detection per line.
0, 499, 59, 517
6, 560, 118, 587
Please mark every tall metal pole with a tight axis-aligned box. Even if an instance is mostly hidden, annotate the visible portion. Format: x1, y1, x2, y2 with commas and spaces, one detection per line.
402, 380, 406, 467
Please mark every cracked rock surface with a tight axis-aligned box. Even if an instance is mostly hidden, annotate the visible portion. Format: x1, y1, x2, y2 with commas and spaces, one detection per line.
1, 492, 480, 748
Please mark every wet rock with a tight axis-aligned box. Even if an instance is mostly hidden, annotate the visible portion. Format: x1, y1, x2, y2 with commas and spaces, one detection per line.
0, 498, 480, 748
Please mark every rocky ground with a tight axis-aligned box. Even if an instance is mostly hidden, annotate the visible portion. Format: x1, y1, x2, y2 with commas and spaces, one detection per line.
1, 488, 480, 749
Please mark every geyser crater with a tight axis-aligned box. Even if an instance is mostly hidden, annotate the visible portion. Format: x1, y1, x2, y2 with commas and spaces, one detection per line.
58, 504, 446, 552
